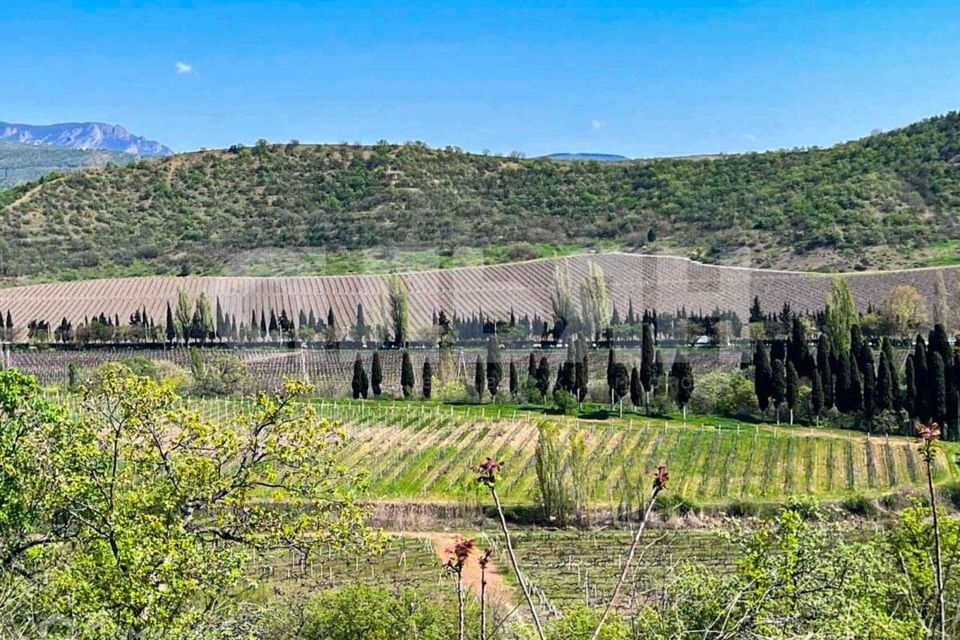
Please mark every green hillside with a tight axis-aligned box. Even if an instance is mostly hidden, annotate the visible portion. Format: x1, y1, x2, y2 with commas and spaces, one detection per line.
2, 112, 960, 281
0, 140, 132, 190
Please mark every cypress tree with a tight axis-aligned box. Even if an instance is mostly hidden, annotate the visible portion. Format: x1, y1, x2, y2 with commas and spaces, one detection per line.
850, 325, 865, 370
881, 338, 900, 410
4, 311, 11, 336
836, 351, 853, 412
914, 337, 930, 421
849, 354, 863, 417
215, 298, 225, 340
606, 348, 616, 404
528, 352, 537, 379
536, 357, 551, 400
509, 360, 518, 395
400, 351, 415, 399
861, 345, 876, 425
875, 350, 894, 413
787, 317, 808, 376
640, 323, 654, 407
351, 355, 364, 399
165, 302, 176, 344
904, 354, 917, 422
613, 363, 629, 417
816, 334, 834, 409
770, 340, 786, 364
578, 350, 589, 404
754, 341, 772, 413
786, 361, 799, 425
474, 356, 486, 403
811, 366, 824, 426
771, 359, 786, 425
931, 352, 948, 426
259, 311, 267, 340
630, 365, 641, 408
670, 356, 694, 421
422, 361, 432, 399
486, 337, 503, 399
371, 351, 383, 397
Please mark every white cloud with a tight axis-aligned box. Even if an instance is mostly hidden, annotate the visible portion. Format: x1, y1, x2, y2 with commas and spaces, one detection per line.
591, 119, 604, 131
175, 61, 193, 74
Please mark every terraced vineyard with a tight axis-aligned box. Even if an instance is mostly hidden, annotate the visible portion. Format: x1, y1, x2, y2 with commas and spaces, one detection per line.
3, 253, 960, 341
146, 397, 956, 505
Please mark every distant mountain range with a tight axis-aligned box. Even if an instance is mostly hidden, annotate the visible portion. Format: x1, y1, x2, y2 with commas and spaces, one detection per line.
546, 153, 630, 162
0, 121, 171, 156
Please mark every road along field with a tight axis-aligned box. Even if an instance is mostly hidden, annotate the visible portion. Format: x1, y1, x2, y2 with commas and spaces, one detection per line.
3, 252, 960, 341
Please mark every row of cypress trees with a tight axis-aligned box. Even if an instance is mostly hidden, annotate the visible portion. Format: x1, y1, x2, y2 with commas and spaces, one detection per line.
754, 318, 958, 438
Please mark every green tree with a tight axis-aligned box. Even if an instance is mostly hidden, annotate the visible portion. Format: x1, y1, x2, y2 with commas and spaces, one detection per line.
1, 368, 372, 637
905, 354, 917, 423
165, 302, 176, 344
579, 262, 610, 340
754, 341, 772, 414
670, 354, 694, 421
536, 357, 551, 400
67, 361, 81, 392
811, 366, 824, 426
387, 275, 410, 346
400, 351, 415, 399
195, 291, 215, 342
352, 354, 368, 399
474, 356, 486, 402
861, 343, 876, 424
930, 352, 948, 425
785, 361, 799, 425
550, 262, 576, 340
370, 351, 383, 397
815, 334, 834, 409
881, 337, 900, 410
770, 359, 786, 425
640, 323, 655, 413
849, 355, 864, 416
422, 361, 432, 399
876, 350, 894, 414
175, 289, 192, 345
509, 360, 518, 396
630, 365, 642, 408
612, 363, 629, 417
824, 277, 856, 354
486, 337, 503, 398
914, 337, 930, 421
606, 349, 616, 406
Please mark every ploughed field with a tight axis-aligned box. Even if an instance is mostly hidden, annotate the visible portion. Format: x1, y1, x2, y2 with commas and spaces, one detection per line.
3, 253, 960, 340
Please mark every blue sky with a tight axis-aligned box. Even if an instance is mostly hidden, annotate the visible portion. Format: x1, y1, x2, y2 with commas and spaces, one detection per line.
2, 1, 958, 156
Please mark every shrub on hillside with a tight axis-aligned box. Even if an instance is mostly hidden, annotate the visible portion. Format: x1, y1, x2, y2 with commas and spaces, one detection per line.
302, 584, 469, 640
689, 370, 756, 417
191, 352, 253, 396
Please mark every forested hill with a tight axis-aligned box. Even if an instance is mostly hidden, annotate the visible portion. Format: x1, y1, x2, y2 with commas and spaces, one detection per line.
0, 141, 133, 189
2, 111, 960, 282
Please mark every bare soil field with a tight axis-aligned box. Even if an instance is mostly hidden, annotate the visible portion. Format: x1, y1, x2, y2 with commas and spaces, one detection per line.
1, 253, 958, 341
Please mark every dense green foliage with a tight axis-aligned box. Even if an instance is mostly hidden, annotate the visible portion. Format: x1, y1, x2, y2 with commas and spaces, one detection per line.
3, 112, 960, 279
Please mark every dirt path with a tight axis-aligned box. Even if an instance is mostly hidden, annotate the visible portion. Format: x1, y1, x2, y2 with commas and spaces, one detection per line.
394, 532, 515, 606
